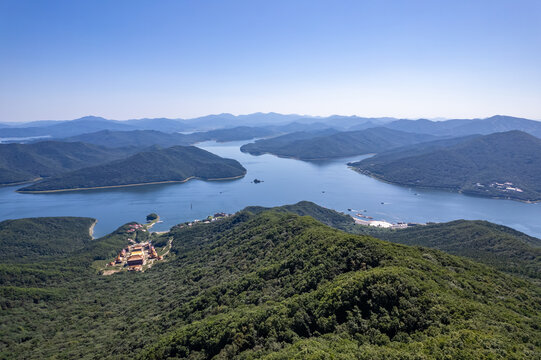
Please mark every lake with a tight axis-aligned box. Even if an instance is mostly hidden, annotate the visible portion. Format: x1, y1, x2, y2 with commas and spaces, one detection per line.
1, 140, 540, 238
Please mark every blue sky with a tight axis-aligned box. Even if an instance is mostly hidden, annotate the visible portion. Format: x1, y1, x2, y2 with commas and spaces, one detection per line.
1, 0, 540, 122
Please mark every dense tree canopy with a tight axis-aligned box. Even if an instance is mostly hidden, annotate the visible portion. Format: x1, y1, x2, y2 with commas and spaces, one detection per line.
0, 209, 539, 359
350, 130, 541, 201
18, 146, 246, 192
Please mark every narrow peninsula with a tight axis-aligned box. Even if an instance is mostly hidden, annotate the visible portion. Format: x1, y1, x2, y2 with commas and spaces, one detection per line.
17, 145, 246, 193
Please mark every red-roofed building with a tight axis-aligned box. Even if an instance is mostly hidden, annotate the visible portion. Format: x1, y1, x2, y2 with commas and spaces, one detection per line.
127, 255, 144, 266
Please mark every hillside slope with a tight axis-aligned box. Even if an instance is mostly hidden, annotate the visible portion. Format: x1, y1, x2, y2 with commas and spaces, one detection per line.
0, 141, 133, 185
350, 131, 541, 201
60, 126, 280, 148
18, 145, 246, 192
241, 127, 437, 160
0, 217, 96, 261
62, 129, 193, 148
247, 201, 541, 280
0, 210, 540, 359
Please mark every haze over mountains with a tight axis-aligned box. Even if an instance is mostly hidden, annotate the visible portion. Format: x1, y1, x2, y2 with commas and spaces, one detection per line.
385, 115, 541, 138
2, 113, 541, 140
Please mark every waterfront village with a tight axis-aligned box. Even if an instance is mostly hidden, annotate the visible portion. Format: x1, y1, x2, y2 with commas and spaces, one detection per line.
102, 212, 231, 275
476, 181, 524, 193
349, 210, 425, 229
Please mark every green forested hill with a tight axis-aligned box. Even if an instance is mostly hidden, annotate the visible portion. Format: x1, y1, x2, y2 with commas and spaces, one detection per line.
350, 220, 541, 280
1, 210, 540, 359
18, 145, 246, 192
62, 129, 193, 148
0, 217, 96, 261
350, 130, 541, 201
253, 201, 541, 280
60, 126, 279, 148
245, 200, 355, 228
0, 141, 133, 185
241, 127, 437, 160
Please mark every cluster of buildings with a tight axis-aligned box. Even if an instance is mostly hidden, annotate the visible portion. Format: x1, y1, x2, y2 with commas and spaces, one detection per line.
353, 217, 410, 229
486, 181, 524, 193
181, 212, 231, 228
107, 241, 161, 272
126, 223, 147, 233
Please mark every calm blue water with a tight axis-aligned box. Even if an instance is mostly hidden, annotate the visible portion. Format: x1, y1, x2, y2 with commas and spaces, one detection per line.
1, 140, 540, 238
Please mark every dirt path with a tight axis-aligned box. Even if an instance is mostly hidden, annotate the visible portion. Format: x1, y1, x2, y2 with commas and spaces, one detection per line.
89, 220, 97, 239
161, 237, 173, 258
102, 269, 121, 276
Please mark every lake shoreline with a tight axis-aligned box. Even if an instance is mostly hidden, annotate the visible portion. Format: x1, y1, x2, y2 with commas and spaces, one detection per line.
350, 167, 540, 204
15, 173, 246, 194
89, 220, 97, 239
1, 177, 43, 187
240, 149, 376, 162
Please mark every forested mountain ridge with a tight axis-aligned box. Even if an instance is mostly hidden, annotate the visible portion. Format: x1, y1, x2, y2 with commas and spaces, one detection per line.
1, 209, 540, 358
18, 145, 246, 192
349, 130, 541, 201
241, 127, 438, 160
239, 129, 340, 156
248, 201, 541, 280
59, 126, 280, 148
61, 129, 193, 148
0, 141, 133, 185
0, 116, 136, 138
383, 115, 541, 138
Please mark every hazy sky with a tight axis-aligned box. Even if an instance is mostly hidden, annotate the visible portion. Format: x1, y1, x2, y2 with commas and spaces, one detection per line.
1, 0, 540, 122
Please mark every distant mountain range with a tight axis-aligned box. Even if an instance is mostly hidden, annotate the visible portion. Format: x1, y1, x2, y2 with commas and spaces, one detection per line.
241, 127, 438, 160
349, 131, 541, 201
3, 113, 540, 140
385, 115, 541, 138
0, 113, 308, 138
18, 146, 246, 193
